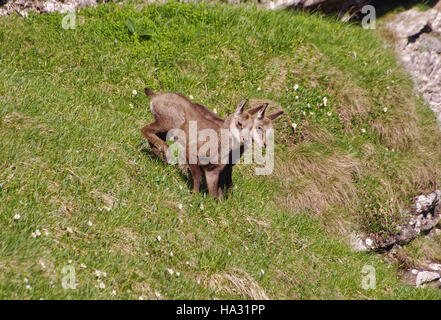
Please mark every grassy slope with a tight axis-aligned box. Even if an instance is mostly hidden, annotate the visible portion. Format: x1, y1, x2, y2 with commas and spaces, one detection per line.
1, 1, 441, 299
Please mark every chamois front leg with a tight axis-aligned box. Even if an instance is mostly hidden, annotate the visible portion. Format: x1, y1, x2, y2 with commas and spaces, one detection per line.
224, 165, 234, 193
189, 165, 203, 195
141, 122, 170, 164
204, 168, 221, 198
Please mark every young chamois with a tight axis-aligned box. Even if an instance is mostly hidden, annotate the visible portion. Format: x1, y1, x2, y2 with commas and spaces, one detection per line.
197, 101, 284, 192
140, 88, 254, 198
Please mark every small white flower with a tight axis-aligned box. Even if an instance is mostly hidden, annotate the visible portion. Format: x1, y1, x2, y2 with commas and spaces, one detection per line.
309, 112, 314, 116
178, 203, 183, 210
132, 89, 137, 96
260, 269, 265, 275
166, 268, 174, 275
66, 227, 73, 233
257, 87, 261, 91
295, 95, 299, 100
291, 123, 297, 130
302, 111, 306, 116
24, 278, 28, 283
88, 221, 93, 226
228, 251, 231, 256
361, 128, 366, 133
186, 261, 190, 265
213, 108, 217, 114
80, 263, 87, 269
200, 204, 204, 211
323, 97, 328, 107
14, 214, 21, 220
170, 251, 174, 257
189, 95, 194, 100
129, 103, 134, 109
294, 84, 299, 90
327, 111, 332, 116
68, 259, 72, 264
157, 235, 161, 242
365, 238, 373, 246
40, 261, 46, 268
94, 270, 107, 278
26, 285, 32, 290
307, 103, 311, 108
383, 107, 388, 113
155, 291, 162, 298
179, 185, 183, 190
108, 99, 112, 103
111, 290, 116, 296
98, 281, 106, 289
197, 280, 201, 285
176, 271, 180, 277
138, 295, 145, 300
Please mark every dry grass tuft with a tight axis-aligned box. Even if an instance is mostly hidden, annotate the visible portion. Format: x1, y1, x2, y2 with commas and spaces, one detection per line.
206, 268, 269, 300
275, 146, 360, 216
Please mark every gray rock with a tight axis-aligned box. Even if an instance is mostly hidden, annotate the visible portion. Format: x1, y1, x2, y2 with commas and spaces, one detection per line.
416, 271, 440, 287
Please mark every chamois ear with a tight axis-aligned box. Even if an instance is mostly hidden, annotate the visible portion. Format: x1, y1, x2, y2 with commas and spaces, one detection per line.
234, 99, 248, 115
256, 103, 269, 120
248, 103, 269, 115
267, 110, 284, 120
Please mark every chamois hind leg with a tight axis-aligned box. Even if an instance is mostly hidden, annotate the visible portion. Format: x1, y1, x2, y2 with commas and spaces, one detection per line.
141, 122, 170, 164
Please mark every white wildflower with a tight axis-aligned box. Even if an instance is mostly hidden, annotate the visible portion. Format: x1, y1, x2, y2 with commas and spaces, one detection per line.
88, 220, 93, 226
189, 95, 194, 100
66, 227, 73, 233
260, 269, 265, 275
129, 103, 134, 109
228, 251, 231, 256
14, 214, 21, 220
26, 285, 32, 290
157, 235, 161, 242
98, 281, 106, 289
323, 97, 328, 107
178, 203, 183, 210
294, 84, 299, 90
383, 107, 388, 113
24, 278, 28, 283
132, 89, 137, 96
170, 251, 174, 257
111, 290, 116, 296
80, 263, 87, 269
257, 87, 261, 91
291, 123, 297, 131
361, 128, 366, 133
139, 295, 145, 300
166, 268, 174, 275
213, 108, 217, 114
295, 95, 299, 100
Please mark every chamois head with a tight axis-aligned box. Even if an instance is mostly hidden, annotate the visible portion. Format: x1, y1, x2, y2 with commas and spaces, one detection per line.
226, 99, 254, 146
249, 103, 284, 148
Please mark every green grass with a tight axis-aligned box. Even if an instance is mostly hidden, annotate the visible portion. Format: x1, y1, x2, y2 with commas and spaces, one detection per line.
1, 1, 441, 299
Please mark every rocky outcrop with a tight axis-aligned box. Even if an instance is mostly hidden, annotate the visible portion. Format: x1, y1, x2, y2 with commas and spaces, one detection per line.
261, 0, 371, 13
386, 8, 441, 124
350, 190, 441, 252
0, 0, 101, 16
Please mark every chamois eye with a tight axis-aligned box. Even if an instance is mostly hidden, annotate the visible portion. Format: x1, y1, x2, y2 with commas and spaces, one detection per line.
258, 126, 262, 131
237, 121, 243, 128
